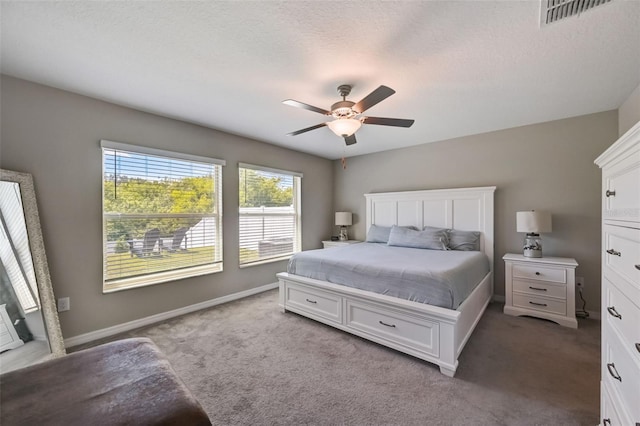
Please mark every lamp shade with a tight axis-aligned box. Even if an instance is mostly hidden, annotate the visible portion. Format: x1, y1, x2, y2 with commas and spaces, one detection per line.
335, 212, 352, 226
516, 211, 552, 233
327, 118, 362, 137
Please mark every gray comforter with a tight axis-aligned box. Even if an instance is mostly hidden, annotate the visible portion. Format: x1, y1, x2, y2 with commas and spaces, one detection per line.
287, 242, 490, 309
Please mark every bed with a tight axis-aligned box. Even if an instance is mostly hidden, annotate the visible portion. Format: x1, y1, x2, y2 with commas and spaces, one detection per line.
277, 186, 495, 377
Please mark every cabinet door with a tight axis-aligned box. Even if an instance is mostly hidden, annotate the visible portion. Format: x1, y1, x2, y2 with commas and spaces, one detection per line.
602, 149, 640, 224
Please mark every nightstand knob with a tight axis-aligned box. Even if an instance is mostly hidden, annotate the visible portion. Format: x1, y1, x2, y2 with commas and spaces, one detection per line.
535, 272, 540, 276
606, 249, 621, 257
605, 189, 616, 197
602, 419, 611, 426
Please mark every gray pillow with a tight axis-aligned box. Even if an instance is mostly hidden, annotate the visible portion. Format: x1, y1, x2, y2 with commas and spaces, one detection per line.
366, 224, 392, 243
366, 224, 419, 243
447, 229, 481, 251
387, 225, 448, 250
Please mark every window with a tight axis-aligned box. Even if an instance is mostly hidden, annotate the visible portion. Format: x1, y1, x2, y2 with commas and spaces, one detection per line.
238, 163, 302, 266
101, 141, 224, 292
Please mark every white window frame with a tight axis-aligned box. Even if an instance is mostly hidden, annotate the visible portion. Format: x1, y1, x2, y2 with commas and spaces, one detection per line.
101, 140, 225, 293
238, 163, 302, 267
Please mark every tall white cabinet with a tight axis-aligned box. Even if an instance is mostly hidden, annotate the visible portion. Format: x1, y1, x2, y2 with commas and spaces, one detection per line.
595, 121, 640, 426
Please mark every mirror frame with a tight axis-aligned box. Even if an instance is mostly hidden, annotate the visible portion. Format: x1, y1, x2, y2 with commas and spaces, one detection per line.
0, 169, 65, 359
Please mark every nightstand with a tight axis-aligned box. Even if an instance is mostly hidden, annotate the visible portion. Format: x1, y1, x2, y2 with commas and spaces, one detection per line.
503, 253, 578, 328
322, 240, 362, 249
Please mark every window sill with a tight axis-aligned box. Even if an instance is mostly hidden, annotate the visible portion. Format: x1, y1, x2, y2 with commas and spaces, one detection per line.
103, 263, 223, 293
239, 255, 292, 269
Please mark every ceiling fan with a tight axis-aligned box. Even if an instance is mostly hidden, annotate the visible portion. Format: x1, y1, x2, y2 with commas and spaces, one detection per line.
283, 84, 415, 146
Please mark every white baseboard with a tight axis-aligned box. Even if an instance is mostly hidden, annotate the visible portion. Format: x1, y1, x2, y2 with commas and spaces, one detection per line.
64, 282, 278, 348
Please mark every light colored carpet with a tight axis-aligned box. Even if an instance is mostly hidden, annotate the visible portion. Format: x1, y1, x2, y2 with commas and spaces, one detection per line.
73, 289, 600, 425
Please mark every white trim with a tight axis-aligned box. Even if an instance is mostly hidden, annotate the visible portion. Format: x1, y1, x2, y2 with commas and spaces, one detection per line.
64, 282, 278, 348
238, 162, 303, 178
101, 139, 226, 166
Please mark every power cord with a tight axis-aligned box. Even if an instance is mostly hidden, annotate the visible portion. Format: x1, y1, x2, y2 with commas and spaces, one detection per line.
575, 286, 589, 319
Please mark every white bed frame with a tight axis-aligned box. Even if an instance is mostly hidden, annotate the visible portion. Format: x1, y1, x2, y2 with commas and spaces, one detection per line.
277, 186, 496, 377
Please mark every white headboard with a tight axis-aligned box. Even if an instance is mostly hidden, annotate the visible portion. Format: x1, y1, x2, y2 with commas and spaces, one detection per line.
364, 186, 496, 273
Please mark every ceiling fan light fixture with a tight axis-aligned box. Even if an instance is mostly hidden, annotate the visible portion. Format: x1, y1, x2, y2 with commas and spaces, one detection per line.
327, 118, 362, 137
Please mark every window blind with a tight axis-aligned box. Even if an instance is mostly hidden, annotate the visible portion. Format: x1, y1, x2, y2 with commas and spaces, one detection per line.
238, 164, 301, 266
0, 182, 39, 313
101, 141, 224, 292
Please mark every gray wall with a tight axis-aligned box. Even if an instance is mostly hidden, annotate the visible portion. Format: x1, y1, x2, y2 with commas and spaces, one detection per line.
619, 83, 640, 136
0, 75, 333, 338
333, 111, 618, 313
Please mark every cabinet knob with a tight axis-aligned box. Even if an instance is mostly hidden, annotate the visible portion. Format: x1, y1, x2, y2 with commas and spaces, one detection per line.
605, 189, 616, 197
535, 272, 541, 276
602, 419, 611, 426
635, 264, 640, 271
606, 249, 621, 257
636, 343, 640, 354
305, 298, 317, 304
606, 306, 622, 319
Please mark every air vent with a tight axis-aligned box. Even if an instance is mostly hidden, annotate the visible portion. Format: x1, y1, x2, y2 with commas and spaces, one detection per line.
541, 0, 613, 26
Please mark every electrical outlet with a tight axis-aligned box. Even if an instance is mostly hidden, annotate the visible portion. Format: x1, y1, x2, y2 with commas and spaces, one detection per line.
576, 277, 585, 288
57, 297, 70, 312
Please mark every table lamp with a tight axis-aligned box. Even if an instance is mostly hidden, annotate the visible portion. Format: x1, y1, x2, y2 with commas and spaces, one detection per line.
516, 210, 552, 258
335, 212, 352, 241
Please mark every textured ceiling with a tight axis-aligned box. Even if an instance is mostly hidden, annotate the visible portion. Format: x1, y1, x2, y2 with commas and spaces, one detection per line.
1, 1, 639, 160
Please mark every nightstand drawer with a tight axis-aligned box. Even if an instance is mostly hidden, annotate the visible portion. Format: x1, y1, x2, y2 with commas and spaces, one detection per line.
512, 264, 566, 284
512, 279, 566, 299
284, 283, 342, 324
512, 293, 566, 316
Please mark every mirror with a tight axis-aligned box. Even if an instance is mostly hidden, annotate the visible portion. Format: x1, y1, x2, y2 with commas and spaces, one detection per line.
0, 169, 65, 373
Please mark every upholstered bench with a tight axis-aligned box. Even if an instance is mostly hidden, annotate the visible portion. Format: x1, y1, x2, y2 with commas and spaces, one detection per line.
0, 337, 211, 426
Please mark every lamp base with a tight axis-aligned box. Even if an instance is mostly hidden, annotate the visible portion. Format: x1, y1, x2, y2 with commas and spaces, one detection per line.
339, 227, 348, 241
523, 233, 542, 258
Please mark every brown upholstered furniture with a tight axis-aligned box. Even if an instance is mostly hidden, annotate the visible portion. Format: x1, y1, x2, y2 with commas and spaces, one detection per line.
0, 337, 211, 426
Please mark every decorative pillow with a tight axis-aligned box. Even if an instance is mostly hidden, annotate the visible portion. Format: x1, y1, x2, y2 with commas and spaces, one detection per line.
387, 225, 448, 250
447, 229, 481, 251
366, 225, 418, 243
366, 225, 392, 243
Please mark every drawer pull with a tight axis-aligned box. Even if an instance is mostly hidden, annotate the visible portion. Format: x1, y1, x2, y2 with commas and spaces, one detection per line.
635, 264, 640, 270
535, 272, 541, 276
606, 306, 622, 319
636, 343, 640, 353
379, 320, 396, 328
606, 363, 622, 382
528, 286, 547, 291
605, 189, 616, 197
529, 301, 547, 307
602, 419, 611, 426
606, 249, 621, 257
305, 298, 317, 304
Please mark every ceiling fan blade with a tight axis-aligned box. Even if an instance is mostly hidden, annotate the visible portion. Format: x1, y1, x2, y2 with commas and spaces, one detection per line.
362, 116, 415, 127
283, 99, 331, 115
344, 134, 357, 146
352, 85, 396, 113
287, 122, 327, 136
